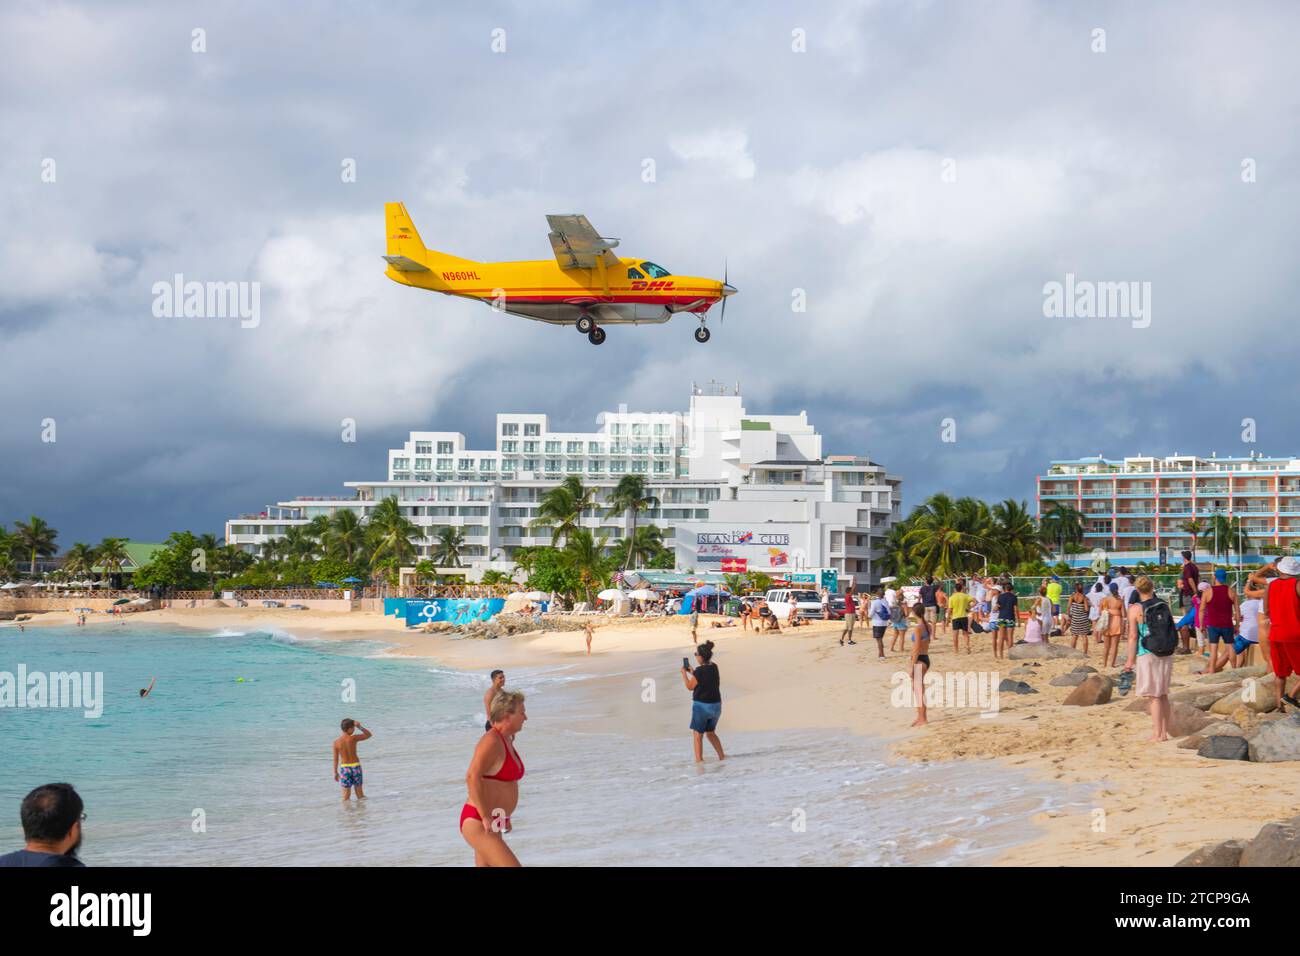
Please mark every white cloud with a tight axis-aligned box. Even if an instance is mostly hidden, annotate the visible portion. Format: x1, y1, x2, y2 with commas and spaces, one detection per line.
669, 129, 756, 180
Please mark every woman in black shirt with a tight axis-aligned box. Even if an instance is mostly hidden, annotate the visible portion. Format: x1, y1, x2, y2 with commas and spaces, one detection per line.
681, 640, 726, 763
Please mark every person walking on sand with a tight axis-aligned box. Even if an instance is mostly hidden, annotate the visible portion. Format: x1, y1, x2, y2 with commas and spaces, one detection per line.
994, 583, 1019, 659
947, 580, 972, 654
690, 606, 700, 644
1100, 583, 1125, 668
460, 690, 527, 867
1263, 556, 1300, 713
483, 670, 506, 731
820, 587, 831, 621
869, 589, 891, 658
889, 592, 909, 653
1067, 583, 1092, 657
908, 603, 932, 727
681, 640, 725, 763
839, 588, 858, 646
1121, 577, 1176, 741
1201, 568, 1239, 675
584, 620, 593, 655
333, 718, 372, 802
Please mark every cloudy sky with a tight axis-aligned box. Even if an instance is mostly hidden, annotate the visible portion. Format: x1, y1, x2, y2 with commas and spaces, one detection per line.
2, 0, 1298, 546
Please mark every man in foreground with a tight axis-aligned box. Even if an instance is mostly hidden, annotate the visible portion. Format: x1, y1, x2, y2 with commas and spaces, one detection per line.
0, 783, 87, 867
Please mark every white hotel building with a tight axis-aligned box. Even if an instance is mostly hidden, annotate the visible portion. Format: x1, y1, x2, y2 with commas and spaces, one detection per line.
225, 383, 903, 586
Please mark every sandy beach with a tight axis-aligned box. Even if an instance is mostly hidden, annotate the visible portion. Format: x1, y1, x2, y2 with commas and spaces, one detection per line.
12, 604, 1300, 866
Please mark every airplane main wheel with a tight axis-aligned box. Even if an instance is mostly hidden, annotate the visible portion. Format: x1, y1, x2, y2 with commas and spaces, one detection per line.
694, 326, 711, 343
588, 327, 606, 345
576, 314, 594, 334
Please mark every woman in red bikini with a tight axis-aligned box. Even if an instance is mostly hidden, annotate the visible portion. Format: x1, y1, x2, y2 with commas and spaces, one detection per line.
460, 689, 527, 866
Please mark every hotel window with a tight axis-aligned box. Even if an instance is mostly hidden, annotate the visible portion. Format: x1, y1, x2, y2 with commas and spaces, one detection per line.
545, 458, 561, 472
437, 441, 454, 454
566, 441, 582, 454
467, 487, 491, 501
524, 423, 540, 436
480, 459, 494, 472
588, 442, 603, 454
524, 441, 539, 453
567, 459, 583, 473
393, 458, 410, 469
501, 441, 518, 453
632, 459, 648, 473
502, 423, 518, 436
437, 458, 453, 470
393, 473, 410, 481
610, 460, 627, 474
459, 459, 473, 470
588, 460, 603, 473
414, 458, 431, 471
654, 423, 669, 436
632, 423, 647, 437
501, 458, 516, 472
415, 441, 432, 454
654, 460, 669, 474
523, 458, 539, 471
610, 423, 624, 436
545, 441, 561, 453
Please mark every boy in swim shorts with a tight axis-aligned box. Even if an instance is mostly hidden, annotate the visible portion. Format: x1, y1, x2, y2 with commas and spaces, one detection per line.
333, 718, 373, 802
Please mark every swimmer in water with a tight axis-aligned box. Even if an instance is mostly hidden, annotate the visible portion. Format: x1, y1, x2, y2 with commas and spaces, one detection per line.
139, 677, 155, 698
483, 670, 505, 732
333, 718, 372, 803
460, 690, 527, 867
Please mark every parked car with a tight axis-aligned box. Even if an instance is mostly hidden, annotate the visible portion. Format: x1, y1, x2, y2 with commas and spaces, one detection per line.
764, 588, 823, 621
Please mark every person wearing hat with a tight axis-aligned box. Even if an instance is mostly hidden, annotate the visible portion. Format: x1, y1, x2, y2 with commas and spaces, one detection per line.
1200, 568, 1240, 675
1263, 556, 1300, 711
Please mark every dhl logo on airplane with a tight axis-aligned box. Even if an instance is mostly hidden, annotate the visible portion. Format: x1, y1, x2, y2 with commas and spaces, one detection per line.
381, 203, 736, 346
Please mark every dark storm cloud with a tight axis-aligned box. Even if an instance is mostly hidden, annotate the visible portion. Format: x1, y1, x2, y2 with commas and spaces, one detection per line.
1, 0, 1299, 544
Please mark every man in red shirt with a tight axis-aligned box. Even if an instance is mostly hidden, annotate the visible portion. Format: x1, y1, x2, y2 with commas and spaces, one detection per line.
839, 588, 857, 646
1179, 550, 1200, 610
1262, 556, 1300, 711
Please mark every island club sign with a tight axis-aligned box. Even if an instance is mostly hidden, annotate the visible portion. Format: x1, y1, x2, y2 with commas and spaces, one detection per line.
695, 531, 790, 546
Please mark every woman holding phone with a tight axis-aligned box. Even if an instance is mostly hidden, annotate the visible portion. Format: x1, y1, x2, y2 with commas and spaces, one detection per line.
681, 641, 726, 763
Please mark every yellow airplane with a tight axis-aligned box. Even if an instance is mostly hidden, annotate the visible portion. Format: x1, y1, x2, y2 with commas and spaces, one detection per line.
382, 202, 736, 345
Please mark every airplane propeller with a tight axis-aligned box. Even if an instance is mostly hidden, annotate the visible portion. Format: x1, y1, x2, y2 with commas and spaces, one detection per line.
719, 261, 737, 323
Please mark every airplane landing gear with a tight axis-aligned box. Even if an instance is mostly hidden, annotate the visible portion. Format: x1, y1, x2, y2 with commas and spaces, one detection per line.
576, 313, 594, 334
694, 325, 711, 344
588, 326, 606, 345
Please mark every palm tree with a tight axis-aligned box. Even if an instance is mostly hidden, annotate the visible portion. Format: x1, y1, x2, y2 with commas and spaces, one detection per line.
563, 528, 613, 604
510, 545, 540, 581
367, 498, 420, 569
991, 499, 1043, 568
323, 509, 367, 563
605, 474, 659, 570
481, 569, 510, 586
880, 521, 914, 577
432, 527, 465, 568
1207, 513, 1244, 563
1183, 518, 1204, 559
618, 524, 666, 569
13, 516, 58, 576
1039, 503, 1085, 560
279, 526, 317, 563
62, 542, 99, 579
96, 537, 130, 579
213, 544, 254, 579
530, 476, 596, 546
904, 494, 993, 577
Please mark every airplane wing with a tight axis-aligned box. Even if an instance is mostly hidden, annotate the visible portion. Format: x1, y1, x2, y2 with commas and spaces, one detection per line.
546, 214, 621, 270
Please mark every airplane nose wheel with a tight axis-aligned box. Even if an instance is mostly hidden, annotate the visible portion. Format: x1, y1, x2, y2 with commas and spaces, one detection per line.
576, 314, 594, 334
587, 326, 606, 345
694, 325, 711, 344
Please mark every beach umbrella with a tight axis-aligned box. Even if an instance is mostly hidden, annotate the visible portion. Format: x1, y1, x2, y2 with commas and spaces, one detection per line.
112, 598, 130, 605
628, 588, 657, 600
597, 588, 625, 601
522, 590, 547, 600
879, 576, 898, 584
341, 577, 364, 583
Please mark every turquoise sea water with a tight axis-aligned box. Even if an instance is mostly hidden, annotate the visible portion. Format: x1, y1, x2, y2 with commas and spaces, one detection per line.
2, 625, 1091, 866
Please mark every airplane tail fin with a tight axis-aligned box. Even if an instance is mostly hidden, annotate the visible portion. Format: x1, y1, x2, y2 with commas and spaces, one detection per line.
384, 202, 479, 275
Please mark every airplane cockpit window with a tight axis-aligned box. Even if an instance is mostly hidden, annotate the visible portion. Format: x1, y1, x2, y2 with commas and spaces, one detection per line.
640, 262, 671, 278
627, 267, 644, 279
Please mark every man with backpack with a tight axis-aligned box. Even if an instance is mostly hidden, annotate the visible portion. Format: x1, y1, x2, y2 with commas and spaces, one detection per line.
1121, 576, 1177, 741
